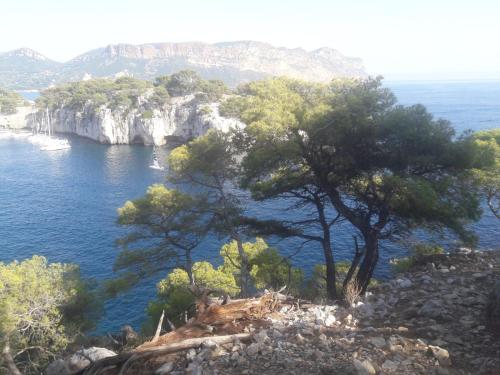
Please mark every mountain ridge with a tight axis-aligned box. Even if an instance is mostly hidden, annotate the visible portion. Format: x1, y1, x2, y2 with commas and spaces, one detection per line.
0, 41, 367, 90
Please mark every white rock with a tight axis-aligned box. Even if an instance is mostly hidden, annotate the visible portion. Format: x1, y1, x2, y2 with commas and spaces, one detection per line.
353, 358, 376, 375
67, 347, 116, 372
428, 345, 451, 366
324, 314, 336, 326
155, 362, 174, 374
396, 278, 413, 288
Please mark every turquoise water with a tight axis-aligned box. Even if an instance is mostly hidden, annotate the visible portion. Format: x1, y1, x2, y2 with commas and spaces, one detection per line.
1, 81, 499, 332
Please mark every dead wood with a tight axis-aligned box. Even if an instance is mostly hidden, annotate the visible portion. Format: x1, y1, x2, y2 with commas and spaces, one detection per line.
80, 293, 283, 375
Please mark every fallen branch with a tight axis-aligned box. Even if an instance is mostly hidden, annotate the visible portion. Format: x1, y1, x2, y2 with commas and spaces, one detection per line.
83, 333, 251, 375
153, 310, 165, 342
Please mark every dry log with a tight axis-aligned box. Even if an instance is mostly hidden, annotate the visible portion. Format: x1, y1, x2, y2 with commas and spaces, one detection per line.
82, 293, 284, 375
83, 333, 251, 375
152, 310, 165, 342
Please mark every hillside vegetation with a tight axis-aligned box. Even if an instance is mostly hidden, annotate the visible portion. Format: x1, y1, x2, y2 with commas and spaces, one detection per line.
0, 89, 26, 115
36, 71, 229, 114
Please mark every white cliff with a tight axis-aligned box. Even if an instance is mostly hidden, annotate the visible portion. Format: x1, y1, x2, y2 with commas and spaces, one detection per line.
26, 95, 242, 145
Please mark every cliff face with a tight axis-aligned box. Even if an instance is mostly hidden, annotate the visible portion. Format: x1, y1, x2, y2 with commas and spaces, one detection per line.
27, 95, 242, 145
64, 41, 367, 86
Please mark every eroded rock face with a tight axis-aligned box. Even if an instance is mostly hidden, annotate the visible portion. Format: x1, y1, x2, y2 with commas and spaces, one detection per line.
25, 95, 242, 145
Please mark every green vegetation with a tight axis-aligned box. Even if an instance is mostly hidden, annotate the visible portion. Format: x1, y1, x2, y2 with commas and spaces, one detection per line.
6, 74, 496, 373
106, 184, 209, 294
391, 243, 445, 272
167, 129, 255, 297
223, 76, 492, 296
145, 238, 301, 331
0, 89, 25, 115
0, 256, 101, 375
36, 77, 156, 112
471, 129, 500, 219
34, 70, 230, 119
154, 70, 229, 102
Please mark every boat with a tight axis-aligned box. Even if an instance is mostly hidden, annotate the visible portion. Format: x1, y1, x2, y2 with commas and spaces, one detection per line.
149, 148, 164, 170
33, 107, 72, 151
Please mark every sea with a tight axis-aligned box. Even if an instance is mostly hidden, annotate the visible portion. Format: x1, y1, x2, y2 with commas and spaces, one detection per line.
1, 80, 499, 332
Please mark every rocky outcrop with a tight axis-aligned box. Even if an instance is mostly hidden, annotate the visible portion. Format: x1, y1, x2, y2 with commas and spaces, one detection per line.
0, 106, 34, 129
26, 95, 243, 145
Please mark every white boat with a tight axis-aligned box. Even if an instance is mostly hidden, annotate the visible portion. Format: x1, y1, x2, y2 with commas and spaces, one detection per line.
149, 148, 164, 170
31, 108, 72, 151
28, 133, 52, 145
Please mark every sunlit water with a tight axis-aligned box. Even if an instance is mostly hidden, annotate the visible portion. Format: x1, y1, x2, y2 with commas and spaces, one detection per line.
1, 81, 499, 332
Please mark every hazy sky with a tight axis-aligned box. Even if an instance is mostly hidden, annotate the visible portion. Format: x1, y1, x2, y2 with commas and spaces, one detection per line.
2, 0, 499, 80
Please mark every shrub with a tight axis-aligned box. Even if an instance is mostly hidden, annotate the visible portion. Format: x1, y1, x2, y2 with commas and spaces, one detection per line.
142, 110, 154, 119
391, 243, 445, 273
0, 256, 101, 374
0, 89, 25, 114
145, 238, 302, 333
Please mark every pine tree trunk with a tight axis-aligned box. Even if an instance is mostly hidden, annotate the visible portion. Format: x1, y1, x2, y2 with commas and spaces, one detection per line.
315, 194, 337, 300
2, 340, 22, 375
342, 236, 364, 293
322, 239, 337, 300
356, 232, 379, 295
235, 236, 252, 298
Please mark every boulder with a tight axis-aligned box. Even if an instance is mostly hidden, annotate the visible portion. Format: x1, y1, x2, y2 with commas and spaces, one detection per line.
353, 359, 376, 375
428, 345, 451, 366
46, 347, 117, 374
67, 347, 117, 372
155, 362, 174, 374
45, 359, 70, 375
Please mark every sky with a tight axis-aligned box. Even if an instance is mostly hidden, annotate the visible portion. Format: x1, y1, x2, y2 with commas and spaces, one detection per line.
1, 0, 499, 80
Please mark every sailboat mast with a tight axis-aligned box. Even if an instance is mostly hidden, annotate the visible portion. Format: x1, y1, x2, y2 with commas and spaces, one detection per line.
47, 108, 51, 138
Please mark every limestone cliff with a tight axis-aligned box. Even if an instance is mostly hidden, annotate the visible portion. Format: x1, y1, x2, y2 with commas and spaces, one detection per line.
26, 95, 242, 145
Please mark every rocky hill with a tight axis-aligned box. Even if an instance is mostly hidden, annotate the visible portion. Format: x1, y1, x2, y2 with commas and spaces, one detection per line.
0, 48, 61, 89
0, 41, 366, 90
47, 249, 500, 374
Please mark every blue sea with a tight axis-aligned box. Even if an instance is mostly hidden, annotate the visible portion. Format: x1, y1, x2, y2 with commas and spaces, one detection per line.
1, 81, 499, 332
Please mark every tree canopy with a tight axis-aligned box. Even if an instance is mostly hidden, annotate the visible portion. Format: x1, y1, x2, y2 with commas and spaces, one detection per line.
167, 129, 255, 296
0, 89, 26, 115
145, 238, 301, 331
224, 76, 491, 293
0, 256, 101, 375
471, 129, 500, 218
108, 184, 210, 294
154, 70, 229, 102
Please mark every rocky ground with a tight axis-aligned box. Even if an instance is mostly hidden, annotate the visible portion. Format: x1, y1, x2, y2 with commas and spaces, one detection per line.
49, 249, 500, 375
